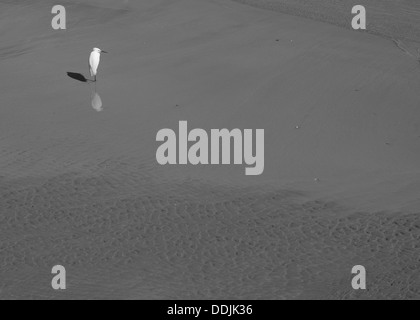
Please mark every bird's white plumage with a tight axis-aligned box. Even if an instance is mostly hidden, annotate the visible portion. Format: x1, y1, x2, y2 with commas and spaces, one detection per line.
89, 48, 101, 78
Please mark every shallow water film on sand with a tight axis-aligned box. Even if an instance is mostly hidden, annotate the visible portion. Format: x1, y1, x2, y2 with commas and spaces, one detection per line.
232, 0, 420, 43
0, 0, 419, 300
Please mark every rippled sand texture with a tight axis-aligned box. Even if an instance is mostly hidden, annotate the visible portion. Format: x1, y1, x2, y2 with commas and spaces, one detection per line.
232, 0, 420, 43
0, 172, 419, 299
1, 0, 420, 299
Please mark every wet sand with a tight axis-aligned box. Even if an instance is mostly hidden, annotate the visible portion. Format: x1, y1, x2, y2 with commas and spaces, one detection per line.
1, 172, 419, 299
232, 0, 420, 43
0, 0, 419, 299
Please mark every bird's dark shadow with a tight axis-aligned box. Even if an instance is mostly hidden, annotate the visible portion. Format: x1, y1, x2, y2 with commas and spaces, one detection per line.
67, 72, 90, 83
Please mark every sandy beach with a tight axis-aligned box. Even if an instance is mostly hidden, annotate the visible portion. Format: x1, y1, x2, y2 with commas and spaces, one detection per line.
0, 0, 419, 299
232, 0, 420, 42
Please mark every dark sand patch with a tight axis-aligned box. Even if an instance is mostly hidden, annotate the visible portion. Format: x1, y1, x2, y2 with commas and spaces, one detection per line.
0, 173, 419, 299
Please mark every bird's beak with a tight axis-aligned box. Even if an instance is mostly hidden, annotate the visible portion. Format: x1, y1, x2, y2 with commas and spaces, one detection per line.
101, 50, 108, 54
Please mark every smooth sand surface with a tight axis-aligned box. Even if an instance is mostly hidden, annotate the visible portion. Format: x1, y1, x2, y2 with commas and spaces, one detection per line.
232, 0, 420, 43
0, 0, 419, 299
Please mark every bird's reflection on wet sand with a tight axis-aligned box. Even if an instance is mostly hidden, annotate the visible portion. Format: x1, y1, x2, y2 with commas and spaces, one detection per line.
66, 72, 104, 112
91, 84, 103, 112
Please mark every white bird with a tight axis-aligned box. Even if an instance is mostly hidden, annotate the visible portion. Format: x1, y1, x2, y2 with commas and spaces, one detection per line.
89, 48, 108, 82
